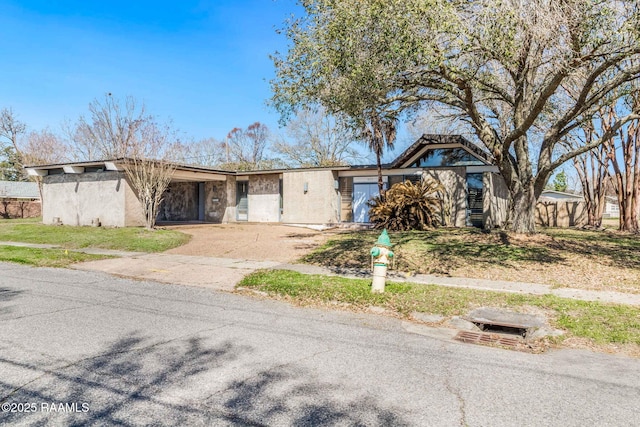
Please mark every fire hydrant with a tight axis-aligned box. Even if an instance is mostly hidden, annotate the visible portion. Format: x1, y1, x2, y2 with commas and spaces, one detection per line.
370, 229, 394, 294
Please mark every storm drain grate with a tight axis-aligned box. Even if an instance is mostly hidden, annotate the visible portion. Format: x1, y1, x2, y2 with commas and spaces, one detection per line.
454, 331, 522, 348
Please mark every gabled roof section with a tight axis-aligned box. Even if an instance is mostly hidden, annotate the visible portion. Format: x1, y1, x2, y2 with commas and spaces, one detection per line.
390, 134, 493, 169
0, 181, 40, 199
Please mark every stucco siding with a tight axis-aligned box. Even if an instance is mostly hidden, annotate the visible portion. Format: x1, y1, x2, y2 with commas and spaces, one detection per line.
248, 174, 280, 222
423, 168, 466, 227
43, 171, 128, 227
536, 200, 587, 227
123, 177, 145, 227
282, 170, 339, 223
483, 172, 509, 228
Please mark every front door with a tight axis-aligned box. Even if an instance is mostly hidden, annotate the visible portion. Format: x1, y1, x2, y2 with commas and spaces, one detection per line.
236, 181, 248, 221
353, 182, 380, 222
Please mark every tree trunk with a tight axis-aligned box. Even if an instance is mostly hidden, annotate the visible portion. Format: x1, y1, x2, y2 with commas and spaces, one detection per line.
510, 187, 537, 233
375, 150, 385, 200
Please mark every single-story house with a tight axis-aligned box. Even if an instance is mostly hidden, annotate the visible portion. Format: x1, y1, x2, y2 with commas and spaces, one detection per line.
536, 190, 586, 227
0, 180, 41, 218
26, 134, 511, 228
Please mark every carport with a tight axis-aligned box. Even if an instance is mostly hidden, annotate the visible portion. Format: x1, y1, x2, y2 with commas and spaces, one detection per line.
157, 167, 232, 223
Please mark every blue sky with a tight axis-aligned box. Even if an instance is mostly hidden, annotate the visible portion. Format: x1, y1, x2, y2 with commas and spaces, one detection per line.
0, 0, 305, 143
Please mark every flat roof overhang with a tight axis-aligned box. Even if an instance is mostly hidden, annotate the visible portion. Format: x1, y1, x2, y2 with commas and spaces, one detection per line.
171, 170, 226, 182
25, 159, 232, 181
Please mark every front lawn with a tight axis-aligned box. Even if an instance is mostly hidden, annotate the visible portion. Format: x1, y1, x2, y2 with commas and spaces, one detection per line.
0, 221, 191, 253
0, 245, 113, 267
239, 269, 640, 352
303, 228, 640, 293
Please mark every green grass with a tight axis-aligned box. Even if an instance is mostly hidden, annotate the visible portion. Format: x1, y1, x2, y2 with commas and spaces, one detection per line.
544, 228, 640, 269
301, 228, 640, 290
303, 228, 563, 273
239, 270, 640, 346
0, 245, 113, 268
0, 217, 41, 224
0, 222, 191, 252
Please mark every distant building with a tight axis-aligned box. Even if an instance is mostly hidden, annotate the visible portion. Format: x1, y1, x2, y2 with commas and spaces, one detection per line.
603, 196, 619, 218
536, 190, 586, 227
0, 180, 41, 218
539, 190, 584, 202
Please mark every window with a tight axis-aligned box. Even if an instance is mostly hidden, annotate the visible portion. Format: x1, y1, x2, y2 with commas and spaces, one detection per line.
408, 148, 485, 168
466, 173, 484, 227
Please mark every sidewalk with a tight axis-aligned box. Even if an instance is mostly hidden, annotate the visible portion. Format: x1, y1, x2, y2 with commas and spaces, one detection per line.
2, 240, 639, 306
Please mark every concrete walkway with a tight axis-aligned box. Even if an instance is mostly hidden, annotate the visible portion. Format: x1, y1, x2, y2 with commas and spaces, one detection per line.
2, 240, 639, 306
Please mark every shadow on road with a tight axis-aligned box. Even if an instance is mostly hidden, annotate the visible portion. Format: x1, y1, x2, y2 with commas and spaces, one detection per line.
0, 287, 23, 316
0, 333, 408, 426
220, 366, 410, 426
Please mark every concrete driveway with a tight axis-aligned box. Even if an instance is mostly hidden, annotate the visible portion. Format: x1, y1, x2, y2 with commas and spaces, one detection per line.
73, 223, 334, 291
161, 223, 331, 263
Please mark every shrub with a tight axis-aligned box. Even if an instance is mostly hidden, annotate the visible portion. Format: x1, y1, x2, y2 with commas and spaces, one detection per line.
368, 179, 443, 230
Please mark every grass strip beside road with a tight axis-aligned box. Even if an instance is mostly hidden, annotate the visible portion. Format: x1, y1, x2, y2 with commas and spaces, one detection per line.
239, 270, 640, 347
0, 222, 190, 253
0, 245, 113, 268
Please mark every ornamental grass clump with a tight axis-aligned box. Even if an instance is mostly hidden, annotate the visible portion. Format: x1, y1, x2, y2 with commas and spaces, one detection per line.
368, 179, 443, 231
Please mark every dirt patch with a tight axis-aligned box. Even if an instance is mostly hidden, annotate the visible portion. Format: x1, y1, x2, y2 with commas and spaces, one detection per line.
160, 223, 333, 263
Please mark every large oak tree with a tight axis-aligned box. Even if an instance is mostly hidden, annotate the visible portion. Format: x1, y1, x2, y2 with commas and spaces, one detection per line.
271, 0, 640, 232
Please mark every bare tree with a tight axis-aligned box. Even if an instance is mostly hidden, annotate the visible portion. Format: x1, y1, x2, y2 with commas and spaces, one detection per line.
20, 129, 70, 201
0, 108, 27, 179
565, 122, 610, 228
71, 94, 148, 160
68, 95, 179, 229
0, 108, 26, 152
602, 91, 640, 233
224, 122, 273, 171
122, 120, 177, 230
171, 137, 227, 167
273, 107, 359, 167
20, 129, 69, 166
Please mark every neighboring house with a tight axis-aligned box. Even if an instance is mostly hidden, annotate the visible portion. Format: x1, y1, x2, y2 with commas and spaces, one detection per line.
536, 190, 586, 227
26, 134, 510, 228
0, 180, 41, 218
603, 196, 619, 218
539, 190, 584, 202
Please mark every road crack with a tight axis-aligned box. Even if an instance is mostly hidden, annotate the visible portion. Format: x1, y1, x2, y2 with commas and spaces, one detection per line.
440, 341, 468, 427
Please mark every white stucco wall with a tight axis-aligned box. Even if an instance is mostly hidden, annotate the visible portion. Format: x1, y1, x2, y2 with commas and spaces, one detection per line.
248, 174, 280, 222
123, 176, 145, 227
43, 171, 131, 227
281, 170, 339, 223
483, 172, 509, 229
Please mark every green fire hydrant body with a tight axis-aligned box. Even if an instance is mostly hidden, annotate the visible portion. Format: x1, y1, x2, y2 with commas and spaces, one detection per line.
370, 229, 394, 293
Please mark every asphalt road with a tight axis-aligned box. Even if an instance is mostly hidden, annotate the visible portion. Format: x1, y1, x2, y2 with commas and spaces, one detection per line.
0, 262, 638, 426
